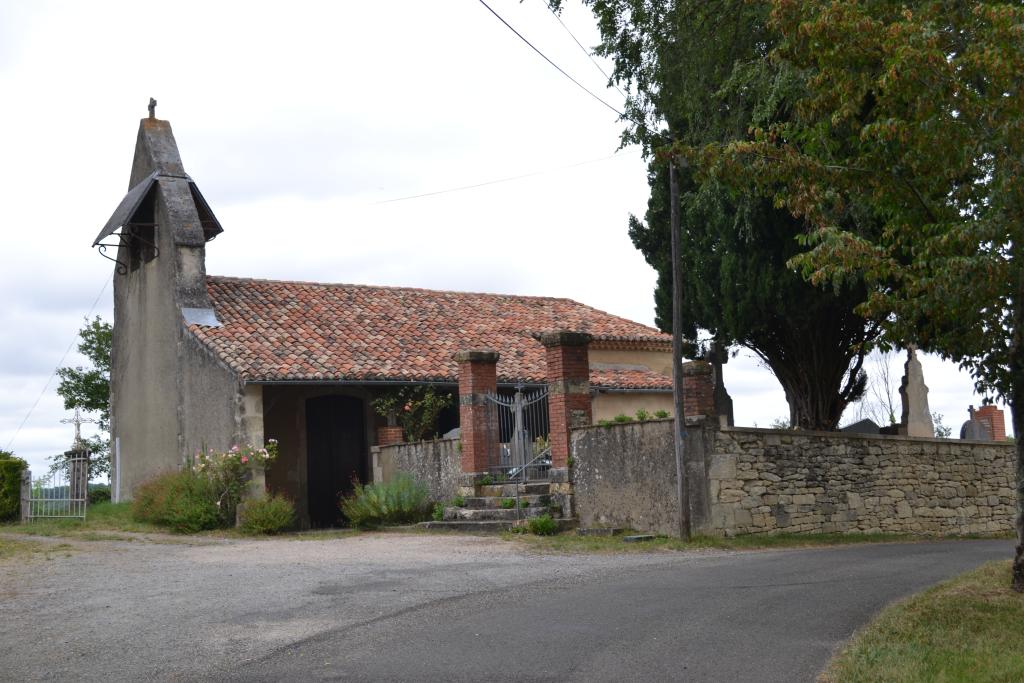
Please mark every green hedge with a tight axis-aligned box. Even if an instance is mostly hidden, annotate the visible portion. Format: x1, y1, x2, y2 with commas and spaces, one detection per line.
0, 451, 28, 522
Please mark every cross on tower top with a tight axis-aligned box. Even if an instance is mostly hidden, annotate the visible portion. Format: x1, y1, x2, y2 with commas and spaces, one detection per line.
60, 407, 99, 448
148, 97, 157, 119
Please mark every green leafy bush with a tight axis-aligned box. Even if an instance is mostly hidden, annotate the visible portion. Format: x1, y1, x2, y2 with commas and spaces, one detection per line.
654, 410, 670, 419
500, 498, 516, 509
635, 409, 651, 422
88, 485, 111, 505
238, 495, 295, 535
131, 471, 220, 533
432, 502, 444, 521
451, 495, 466, 507
519, 499, 529, 509
612, 414, 634, 424
478, 474, 494, 486
527, 514, 559, 536
0, 451, 28, 522
339, 474, 432, 529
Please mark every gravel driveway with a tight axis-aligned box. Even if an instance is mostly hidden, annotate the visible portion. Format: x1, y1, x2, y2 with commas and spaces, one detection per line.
0, 532, 1009, 682
0, 532, 712, 681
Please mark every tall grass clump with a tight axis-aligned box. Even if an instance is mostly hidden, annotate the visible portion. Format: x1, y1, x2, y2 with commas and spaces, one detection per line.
130, 470, 220, 533
339, 473, 432, 529
238, 494, 295, 535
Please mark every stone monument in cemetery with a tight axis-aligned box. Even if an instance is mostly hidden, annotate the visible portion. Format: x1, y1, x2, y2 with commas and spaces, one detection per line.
898, 345, 934, 438
960, 406, 994, 440
709, 341, 735, 428
959, 404, 1008, 441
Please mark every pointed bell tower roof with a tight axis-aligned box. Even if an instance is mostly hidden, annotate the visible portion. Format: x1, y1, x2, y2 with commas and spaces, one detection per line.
92, 101, 222, 249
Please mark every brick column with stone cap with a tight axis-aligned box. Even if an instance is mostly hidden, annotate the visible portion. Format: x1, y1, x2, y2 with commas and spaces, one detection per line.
975, 405, 1007, 441
454, 350, 500, 474
682, 360, 715, 419
541, 331, 593, 470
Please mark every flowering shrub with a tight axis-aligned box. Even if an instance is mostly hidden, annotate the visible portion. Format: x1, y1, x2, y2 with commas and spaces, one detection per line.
192, 440, 279, 526
371, 388, 453, 442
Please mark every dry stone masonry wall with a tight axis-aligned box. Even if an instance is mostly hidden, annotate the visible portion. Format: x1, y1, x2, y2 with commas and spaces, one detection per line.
372, 438, 461, 502
571, 420, 1016, 537
708, 428, 1015, 535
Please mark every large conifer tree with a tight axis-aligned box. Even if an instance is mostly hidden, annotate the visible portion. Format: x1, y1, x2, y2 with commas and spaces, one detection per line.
555, 0, 879, 429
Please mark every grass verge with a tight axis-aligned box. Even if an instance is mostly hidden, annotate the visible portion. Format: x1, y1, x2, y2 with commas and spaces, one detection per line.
822, 560, 1024, 682
502, 530, 1011, 554
0, 537, 74, 562
0, 501, 160, 539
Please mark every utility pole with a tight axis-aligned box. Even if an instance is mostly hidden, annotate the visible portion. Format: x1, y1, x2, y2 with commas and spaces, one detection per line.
669, 157, 691, 540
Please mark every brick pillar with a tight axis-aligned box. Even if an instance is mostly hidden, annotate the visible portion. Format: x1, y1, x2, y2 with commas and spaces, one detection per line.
541, 331, 592, 470
682, 361, 715, 419
975, 405, 1007, 441
375, 426, 405, 446
454, 350, 499, 475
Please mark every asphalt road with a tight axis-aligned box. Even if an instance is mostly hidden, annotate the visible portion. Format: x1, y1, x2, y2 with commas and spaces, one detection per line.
0, 533, 1010, 682
230, 539, 1010, 683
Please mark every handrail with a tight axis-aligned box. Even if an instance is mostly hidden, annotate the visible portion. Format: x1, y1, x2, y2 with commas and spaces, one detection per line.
509, 446, 551, 523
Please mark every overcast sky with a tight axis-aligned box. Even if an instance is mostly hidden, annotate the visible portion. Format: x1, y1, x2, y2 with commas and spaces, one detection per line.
0, 0, 1006, 477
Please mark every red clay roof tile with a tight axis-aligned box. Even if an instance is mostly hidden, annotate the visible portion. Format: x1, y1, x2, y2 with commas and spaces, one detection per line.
189, 276, 671, 390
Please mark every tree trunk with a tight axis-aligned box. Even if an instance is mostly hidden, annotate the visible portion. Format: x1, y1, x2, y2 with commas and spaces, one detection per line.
1012, 404, 1023, 592
761, 344, 867, 431
1010, 238, 1024, 592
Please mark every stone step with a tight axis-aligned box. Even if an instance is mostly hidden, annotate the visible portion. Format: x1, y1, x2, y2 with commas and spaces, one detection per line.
477, 482, 550, 497
419, 520, 514, 533
461, 494, 550, 509
444, 506, 554, 522
419, 517, 578, 534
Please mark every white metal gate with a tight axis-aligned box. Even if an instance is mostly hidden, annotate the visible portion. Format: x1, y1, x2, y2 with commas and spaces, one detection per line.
483, 385, 551, 480
25, 454, 90, 521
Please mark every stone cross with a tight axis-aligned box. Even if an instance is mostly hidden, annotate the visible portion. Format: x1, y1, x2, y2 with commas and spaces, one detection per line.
60, 407, 98, 449
899, 345, 934, 438
148, 97, 157, 119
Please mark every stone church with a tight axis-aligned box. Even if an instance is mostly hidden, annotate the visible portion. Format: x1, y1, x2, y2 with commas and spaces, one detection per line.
97, 113, 674, 526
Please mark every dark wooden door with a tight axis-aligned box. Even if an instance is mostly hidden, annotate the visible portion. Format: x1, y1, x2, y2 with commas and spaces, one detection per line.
306, 395, 366, 527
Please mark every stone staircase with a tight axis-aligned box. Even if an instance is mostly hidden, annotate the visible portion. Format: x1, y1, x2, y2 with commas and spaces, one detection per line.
420, 481, 576, 533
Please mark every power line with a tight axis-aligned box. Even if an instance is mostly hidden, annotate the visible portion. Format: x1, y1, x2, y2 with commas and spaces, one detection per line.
371, 148, 640, 204
476, 0, 627, 120
4, 278, 110, 452
541, 0, 627, 100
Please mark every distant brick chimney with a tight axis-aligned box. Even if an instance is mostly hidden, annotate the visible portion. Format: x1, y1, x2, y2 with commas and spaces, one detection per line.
974, 405, 1007, 441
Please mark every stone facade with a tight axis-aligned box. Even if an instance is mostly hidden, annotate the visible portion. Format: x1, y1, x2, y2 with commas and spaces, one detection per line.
572, 420, 1016, 537
708, 427, 1015, 535
372, 438, 461, 502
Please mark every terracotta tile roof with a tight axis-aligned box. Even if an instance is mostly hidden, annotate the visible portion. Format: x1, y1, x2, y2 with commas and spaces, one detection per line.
590, 367, 673, 391
189, 276, 671, 390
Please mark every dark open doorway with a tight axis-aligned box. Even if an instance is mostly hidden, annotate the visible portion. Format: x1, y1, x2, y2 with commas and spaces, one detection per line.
306, 395, 366, 527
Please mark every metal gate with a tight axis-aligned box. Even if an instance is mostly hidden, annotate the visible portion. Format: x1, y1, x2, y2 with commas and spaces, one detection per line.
25, 454, 90, 521
484, 384, 551, 481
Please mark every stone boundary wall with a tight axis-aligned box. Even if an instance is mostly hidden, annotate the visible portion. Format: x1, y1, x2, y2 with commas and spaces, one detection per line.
709, 427, 1015, 536
572, 421, 1016, 537
371, 438, 460, 502
572, 420, 704, 537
